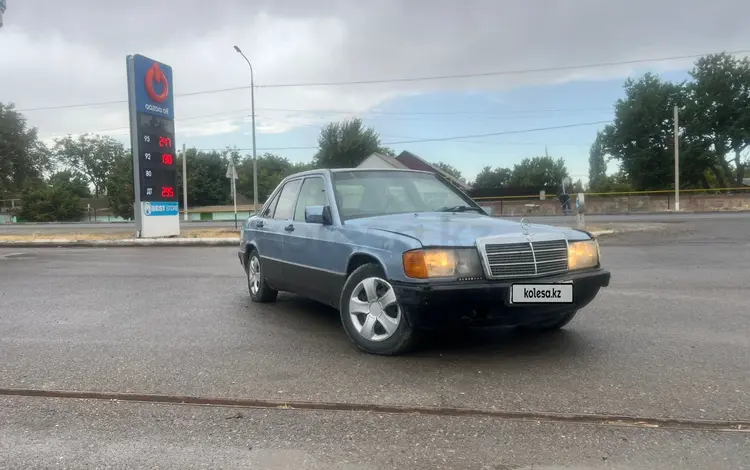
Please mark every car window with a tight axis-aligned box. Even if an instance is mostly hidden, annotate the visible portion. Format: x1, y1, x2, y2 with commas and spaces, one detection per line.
272, 179, 302, 220
334, 184, 364, 211
384, 185, 417, 211
332, 171, 472, 221
260, 191, 281, 218
412, 178, 457, 208
293, 177, 328, 221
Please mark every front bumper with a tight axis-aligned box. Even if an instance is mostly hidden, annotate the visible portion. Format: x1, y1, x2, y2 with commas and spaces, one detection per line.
391, 268, 610, 329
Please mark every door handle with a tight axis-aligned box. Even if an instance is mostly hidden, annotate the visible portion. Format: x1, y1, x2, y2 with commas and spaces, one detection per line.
256, 221, 264, 228
284, 224, 295, 232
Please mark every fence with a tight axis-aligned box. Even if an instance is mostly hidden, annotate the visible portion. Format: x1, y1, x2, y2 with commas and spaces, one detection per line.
3, 189, 749, 223
474, 187, 750, 216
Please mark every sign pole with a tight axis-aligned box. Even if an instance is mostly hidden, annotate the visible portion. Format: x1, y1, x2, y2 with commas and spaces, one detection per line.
226, 160, 239, 229
674, 105, 680, 212
182, 143, 188, 221
232, 177, 237, 229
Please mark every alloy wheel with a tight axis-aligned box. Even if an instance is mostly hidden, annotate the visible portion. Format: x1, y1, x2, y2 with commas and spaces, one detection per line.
248, 256, 261, 296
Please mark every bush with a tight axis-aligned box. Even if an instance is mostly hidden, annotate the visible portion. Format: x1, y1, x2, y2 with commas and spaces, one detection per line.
18, 184, 82, 222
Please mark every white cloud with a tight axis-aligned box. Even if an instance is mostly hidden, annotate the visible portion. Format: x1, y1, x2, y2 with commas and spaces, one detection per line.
2, 0, 750, 142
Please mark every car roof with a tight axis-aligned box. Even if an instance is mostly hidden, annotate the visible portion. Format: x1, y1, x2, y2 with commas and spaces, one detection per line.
330, 168, 432, 174
285, 168, 434, 179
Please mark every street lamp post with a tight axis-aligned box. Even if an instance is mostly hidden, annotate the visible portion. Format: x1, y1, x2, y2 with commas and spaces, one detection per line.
233, 45, 259, 211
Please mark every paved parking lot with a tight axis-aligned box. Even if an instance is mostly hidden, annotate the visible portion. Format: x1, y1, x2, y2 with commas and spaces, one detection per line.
1, 214, 748, 468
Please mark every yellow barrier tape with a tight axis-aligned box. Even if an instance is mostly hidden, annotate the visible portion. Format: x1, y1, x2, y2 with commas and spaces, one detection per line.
473, 186, 750, 201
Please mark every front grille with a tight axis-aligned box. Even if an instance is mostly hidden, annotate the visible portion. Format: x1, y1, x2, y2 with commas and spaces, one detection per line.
483, 238, 568, 279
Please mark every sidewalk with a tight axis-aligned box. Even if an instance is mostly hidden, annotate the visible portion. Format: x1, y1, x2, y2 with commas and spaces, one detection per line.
0, 228, 240, 247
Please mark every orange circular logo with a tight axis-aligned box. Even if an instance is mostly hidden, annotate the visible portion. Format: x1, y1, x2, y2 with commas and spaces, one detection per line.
145, 62, 169, 103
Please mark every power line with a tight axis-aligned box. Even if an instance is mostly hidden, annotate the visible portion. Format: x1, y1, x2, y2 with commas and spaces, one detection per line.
253, 106, 613, 116
382, 120, 611, 145
251, 50, 749, 88
194, 120, 611, 152
49, 105, 613, 137
16, 48, 749, 113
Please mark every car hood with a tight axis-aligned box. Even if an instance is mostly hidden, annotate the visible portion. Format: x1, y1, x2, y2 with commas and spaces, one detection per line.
345, 212, 590, 247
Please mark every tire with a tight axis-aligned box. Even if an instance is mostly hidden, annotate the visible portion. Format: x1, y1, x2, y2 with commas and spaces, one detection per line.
520, 309, 578, 332
246, 249, 278, 303
339, 263, 416, 356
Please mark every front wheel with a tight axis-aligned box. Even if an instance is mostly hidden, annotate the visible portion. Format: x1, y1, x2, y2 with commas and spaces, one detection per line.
247, 249, 278, 303
339, 263, 416, 356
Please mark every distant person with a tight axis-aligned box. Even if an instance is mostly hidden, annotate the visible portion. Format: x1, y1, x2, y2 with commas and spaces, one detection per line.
559, 192, 571, 215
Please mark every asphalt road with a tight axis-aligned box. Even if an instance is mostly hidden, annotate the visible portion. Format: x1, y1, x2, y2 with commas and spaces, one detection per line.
1, 211, 748, 235
1, 216, 749, 468
2, 396, 748, 469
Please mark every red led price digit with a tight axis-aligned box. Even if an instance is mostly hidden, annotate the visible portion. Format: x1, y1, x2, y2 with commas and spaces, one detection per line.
158, 136, 173, 148
162, 154, 173, 165
161, 186, 175, 198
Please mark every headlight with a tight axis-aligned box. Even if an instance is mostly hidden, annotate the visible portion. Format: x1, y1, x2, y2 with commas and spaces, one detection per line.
568, 239, 600, 271
402, 248, 484, 279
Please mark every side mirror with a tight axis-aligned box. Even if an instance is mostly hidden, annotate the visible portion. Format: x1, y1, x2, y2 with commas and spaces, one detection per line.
305, 205, 333, 225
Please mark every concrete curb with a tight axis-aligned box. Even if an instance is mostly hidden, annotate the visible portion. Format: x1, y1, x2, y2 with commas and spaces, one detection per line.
0, 231, 617, 247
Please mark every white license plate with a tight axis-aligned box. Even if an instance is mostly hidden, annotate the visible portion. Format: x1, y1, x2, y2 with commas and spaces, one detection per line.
510, 283, 574, 304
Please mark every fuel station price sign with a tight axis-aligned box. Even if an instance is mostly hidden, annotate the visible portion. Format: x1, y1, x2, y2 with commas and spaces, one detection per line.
126, 54, 179, 238
137, 114, 177, 202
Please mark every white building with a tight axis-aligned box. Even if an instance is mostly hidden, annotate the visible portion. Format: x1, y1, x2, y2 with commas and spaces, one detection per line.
357, 150, 472, 192
357, 153, 409, 170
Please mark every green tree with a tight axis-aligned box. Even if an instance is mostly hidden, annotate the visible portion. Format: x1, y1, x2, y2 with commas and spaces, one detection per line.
472, 166, 512, 189
686, 52, 750, 187
601, 74, 690, 190
235, 153, 313, 203
176, 149, 231, 207
49, 170, 91, 198
0, 103, 50, 197
510, 156, 569, 193
19, 184, 81, 222
312, 118, 390, 168
105, 152, 134, 220
52, 134, 126, 197
588, 132, 608, 191
291, 160, 318, 173
433, 161, 464, 181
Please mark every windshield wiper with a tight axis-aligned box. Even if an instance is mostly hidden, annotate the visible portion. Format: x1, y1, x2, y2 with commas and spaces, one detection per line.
438, 205, 484, 213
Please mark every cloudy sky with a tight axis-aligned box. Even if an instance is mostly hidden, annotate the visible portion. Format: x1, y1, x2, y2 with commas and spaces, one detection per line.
2, 0, 750, 181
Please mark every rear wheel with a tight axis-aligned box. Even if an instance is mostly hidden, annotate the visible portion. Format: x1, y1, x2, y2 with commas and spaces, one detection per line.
339, 263, 416, 355
247, 249, 278, 303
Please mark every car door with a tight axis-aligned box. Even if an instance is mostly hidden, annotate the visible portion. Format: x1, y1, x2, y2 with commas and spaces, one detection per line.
282, 175, 346, 305
255, 178, 302, 291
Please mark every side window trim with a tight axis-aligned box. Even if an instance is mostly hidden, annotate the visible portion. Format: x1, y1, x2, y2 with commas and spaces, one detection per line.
272, 178, 303, 220
293, 176, 329, 222
260, 189, 281, 219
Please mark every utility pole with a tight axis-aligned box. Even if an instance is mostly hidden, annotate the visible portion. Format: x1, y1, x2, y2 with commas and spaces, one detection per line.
182, 143, 188, 221
673, 105, 680, 211
233, 45, 259, 212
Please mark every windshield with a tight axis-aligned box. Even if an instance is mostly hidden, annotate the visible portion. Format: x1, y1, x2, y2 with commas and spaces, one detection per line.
332, 170, 477, 220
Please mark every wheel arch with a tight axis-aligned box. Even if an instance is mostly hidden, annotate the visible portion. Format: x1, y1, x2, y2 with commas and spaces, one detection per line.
346, 252, 387, 278
243, 241, 258, 271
